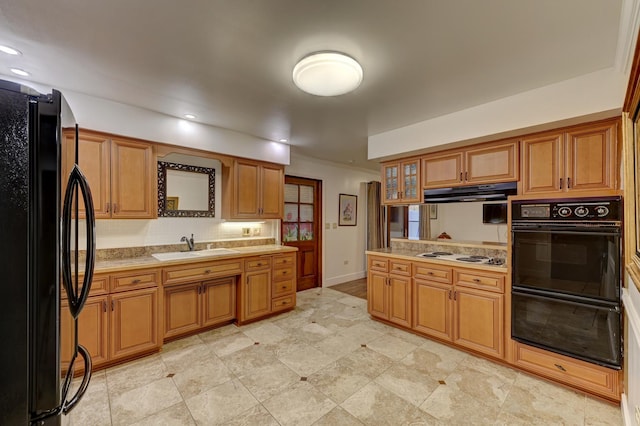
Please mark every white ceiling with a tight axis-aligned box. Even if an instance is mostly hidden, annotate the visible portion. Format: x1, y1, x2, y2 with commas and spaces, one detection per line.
0, 0, 626, 170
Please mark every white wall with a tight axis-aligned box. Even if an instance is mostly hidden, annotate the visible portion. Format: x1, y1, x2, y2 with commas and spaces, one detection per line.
368, 68, 627, 160
429, 202, 508, 244
285, 154, 380, 287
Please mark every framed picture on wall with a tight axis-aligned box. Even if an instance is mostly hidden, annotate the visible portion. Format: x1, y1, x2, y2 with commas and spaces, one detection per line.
429, 204, 437, 219
339, 193, 357, 226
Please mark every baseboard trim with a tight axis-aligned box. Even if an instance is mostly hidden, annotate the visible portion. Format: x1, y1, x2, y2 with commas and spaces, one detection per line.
324, 271, 366, 287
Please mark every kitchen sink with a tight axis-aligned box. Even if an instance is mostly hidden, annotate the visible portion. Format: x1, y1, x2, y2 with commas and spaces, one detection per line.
151, 248, 238, 261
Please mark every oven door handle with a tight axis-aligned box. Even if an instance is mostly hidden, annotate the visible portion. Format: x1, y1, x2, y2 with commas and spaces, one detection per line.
512, 287, 620, 310
511, 227, 620, 236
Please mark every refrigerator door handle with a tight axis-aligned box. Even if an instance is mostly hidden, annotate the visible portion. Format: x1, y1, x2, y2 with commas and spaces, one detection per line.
61, 344, 92, 414
30, 345, 92, 423
61, 164, 96, 318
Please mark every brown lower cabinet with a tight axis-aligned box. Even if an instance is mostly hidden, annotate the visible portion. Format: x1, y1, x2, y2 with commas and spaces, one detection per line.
163, 277, 236, 340
237, 253, 297, 324
367, 253, 621, 401
412, 263, 504, 359
61, 270, 160, 372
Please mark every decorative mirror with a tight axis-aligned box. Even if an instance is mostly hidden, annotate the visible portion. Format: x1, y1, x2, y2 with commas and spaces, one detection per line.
157, 161, 215, 217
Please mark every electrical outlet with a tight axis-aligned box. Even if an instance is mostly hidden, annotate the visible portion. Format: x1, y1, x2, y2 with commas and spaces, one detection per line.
242, 227, 251, 237
332, 223, 337, 229
325, 223, 330, 229
252, 227, 261, 236
343, 260, 349, 265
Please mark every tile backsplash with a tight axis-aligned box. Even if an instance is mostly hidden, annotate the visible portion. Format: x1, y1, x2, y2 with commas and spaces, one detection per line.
83, 218, 278, 249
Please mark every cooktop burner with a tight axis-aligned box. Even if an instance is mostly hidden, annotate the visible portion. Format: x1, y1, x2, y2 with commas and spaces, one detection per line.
431, 251, 453, 256
469, 255, 489, 259
417, 253, 438, 258
455, 257, 482, 262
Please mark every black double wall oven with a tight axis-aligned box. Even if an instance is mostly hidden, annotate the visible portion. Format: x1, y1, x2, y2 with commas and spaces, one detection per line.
511, 197, 622, 369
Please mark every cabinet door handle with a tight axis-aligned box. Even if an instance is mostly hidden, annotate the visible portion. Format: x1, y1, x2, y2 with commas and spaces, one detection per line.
106, 202, 110, 213
567, 177, 571, 188
464, 171, 468, 181
204, 269, 211, 274
282, 285, 287, 289
103, 301, 107, 312
453, 291, 457, 301
427, 272, 434, 276
472, 278, 480, 283
113, 203, 117, 213
459, 172, 463, 182
132, 279, 141, 284
554, 363, 566, 372
448, 290, 452, 299
559, 178, 563, 189
111, 300, 115, 311
282, 271, 287, 275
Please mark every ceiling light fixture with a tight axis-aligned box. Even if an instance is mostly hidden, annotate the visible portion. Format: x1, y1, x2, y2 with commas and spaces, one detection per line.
278, 138, 288, 143
0, 45, 21, 55
292, 51, 363, 96
10, 68, 29, 77
184, 113, 196, 119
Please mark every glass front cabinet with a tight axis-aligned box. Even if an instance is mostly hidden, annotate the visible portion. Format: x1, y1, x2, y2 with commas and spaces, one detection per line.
382, 158, 421, 205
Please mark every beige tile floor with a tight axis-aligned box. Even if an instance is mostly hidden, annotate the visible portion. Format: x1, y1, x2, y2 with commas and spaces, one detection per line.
62, 287, 622, 425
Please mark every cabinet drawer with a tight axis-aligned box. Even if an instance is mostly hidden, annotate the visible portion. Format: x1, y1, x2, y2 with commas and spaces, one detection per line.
272, 295, 295, 312
273, 254, 295, 268
513, 343, 620, 401
245, 257, 272, 271
163, 260, 243, 286
273, 267, 294, 282
413, 263, 452, 284
369, 256, 388, 272
272, 279, 295, 297
389, 260, 411, 276
110, 269, 159, 293
454, 269, 505, 293
61, 273, 109, 299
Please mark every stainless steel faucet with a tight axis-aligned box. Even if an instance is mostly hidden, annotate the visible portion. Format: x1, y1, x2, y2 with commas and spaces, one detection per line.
181, 234, 195, 251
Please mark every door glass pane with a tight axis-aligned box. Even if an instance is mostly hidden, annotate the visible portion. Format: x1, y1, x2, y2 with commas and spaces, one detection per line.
300, 223, 313, 240
300, 205, 313, 222
300, 185, 314, 204
283, 223, 298, 241
284, 184, 299, 203
284, 203, 298, 222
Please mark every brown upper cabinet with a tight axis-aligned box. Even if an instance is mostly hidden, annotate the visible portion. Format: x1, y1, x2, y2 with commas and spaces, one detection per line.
381, 158, 421, 204
62, 129, 156, 219
422, 140, 518, 189
520, 119, 618, 194
222, 158, 284, 219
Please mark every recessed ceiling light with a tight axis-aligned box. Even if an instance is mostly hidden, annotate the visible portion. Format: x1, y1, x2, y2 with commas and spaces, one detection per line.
279, 138, 288, 143
0, 45, 21, 55
293, 51, 363, 96
10, 68, 29, 77
184, 114, 196, 120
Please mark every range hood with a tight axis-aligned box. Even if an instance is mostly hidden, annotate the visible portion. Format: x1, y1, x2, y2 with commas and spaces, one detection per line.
423, 181, 517, 203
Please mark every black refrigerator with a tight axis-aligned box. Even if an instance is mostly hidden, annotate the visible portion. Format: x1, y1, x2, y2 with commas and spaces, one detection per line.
0, 79, 96, 424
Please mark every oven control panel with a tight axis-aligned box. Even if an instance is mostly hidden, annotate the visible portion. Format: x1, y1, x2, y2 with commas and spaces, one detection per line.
512, 197, 621, 221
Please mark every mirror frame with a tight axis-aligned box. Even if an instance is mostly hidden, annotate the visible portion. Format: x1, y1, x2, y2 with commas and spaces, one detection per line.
157, 161, 215, 217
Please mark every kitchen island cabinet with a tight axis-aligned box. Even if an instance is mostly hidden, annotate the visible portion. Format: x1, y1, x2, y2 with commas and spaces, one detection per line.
367, 256, 412, 328
411, 262, 505, 359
